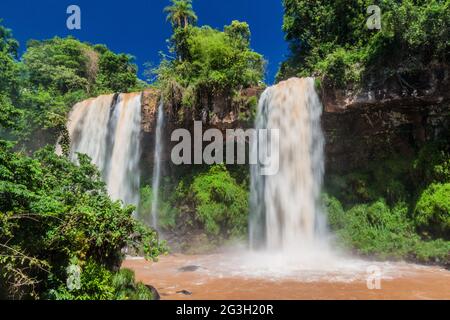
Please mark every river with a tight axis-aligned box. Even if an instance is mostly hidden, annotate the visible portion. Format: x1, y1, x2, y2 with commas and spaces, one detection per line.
123, 252, 450, 300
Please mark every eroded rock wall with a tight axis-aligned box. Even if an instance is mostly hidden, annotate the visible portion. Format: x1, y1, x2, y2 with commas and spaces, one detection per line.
139, 87, 264, 182
321, 67, 450, 174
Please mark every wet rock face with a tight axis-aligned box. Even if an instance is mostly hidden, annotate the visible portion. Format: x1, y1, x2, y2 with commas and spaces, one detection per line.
322, 103, 450, 174
139, 87, 264, 180
141, 89, 160, 133
140, 89, 161, 183
321, 66, 450, 174
140, 87, 264, 133
321, 65, 450, 113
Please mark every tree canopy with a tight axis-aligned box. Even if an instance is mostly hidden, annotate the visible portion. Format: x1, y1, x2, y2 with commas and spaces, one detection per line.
164, 0, 198, 30
0, 34, 143, 149
153, 16, 265, 109
278, 0, 450, 88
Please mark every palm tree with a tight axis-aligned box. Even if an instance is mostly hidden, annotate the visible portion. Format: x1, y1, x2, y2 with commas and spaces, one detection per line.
164, 0, 198, 30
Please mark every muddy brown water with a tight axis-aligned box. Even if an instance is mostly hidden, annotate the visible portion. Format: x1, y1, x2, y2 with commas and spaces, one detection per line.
122, 253, 450, 300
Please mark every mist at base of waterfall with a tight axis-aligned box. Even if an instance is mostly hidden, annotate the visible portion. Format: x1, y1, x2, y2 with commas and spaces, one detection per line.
166, 242, 431, 283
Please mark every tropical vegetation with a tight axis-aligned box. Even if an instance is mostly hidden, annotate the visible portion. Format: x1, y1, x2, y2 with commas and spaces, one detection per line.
0, 21, 165, 300
152, 2, 265, 114
278, 0, 450, 89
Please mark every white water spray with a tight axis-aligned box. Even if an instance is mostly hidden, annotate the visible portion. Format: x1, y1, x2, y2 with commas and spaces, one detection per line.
151, 100, 165, 229
67, 93, 142, 207
250, 77, 329, 254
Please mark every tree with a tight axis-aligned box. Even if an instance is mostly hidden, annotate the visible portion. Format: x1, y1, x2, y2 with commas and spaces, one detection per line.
96, 51, 138, 93
415, 183, 450, 237
0, 20, 19, 57
154, 23, 264, 108
0, 21, 21, 130
15, 37, 140, 146
224, 20, 251, 49
164, 0, 198, 30
0, 93, 22, 129
175, 164, 249, 237
23, 37, 92, 94
277, 0, 450, 87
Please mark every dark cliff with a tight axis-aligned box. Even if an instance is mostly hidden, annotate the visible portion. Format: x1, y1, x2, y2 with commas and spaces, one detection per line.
321, 66, 450, 174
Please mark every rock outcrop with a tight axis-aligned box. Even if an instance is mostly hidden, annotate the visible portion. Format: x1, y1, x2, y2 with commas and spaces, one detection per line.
139, 87, 264, 182
321, 66, 450, 173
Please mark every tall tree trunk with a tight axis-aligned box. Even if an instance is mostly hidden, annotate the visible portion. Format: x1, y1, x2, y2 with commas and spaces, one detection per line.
184, 16, 188, 30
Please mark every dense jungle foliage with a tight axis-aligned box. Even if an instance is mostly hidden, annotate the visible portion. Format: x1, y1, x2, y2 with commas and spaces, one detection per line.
139, 164, 249, 251
322, 138, 450, 265
151, 2, 265, 110
1, 32, 142, 150
0, 21, 165, 300
278, 0, 450, 89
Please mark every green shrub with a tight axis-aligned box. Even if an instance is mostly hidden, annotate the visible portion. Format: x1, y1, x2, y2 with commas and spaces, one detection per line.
0, 143, 165, 299
47, 260, 113, 300
323, 195, 450, 264
72, 260, 115, 300
47, 264, 153, 300
111, 269, 153, 300
322, 193, 345, 230
415, 183, 450, 237
188, 164, 248, 237
337, 200, 416, 259
414, 142, 450, 185
413, 239, 450, 263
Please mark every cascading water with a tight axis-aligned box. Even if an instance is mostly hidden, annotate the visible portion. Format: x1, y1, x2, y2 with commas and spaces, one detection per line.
250, 77, 329, 254
151, 100, 165, 229
67, 92, 142, 207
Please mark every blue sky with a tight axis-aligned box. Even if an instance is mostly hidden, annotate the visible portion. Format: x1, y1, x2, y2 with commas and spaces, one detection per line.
0, 0, 288, 84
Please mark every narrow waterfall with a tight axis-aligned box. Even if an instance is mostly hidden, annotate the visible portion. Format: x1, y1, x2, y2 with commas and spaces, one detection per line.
250, 77, 328, 253
67, 93, 142, 207
151, 100, 165, 229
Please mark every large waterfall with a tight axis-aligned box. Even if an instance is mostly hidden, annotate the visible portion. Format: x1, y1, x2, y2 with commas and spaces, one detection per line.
67, 93, 142, 207
250, 77, 329, 253
151, 100, 165, 229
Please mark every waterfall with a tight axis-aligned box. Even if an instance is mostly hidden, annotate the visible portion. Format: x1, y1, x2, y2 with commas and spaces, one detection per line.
250, 77, 328, 253
67, 92, 142, 207
151, 100, 164, 229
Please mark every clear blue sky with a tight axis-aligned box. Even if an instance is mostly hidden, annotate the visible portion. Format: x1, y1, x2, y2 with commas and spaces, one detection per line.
0, 0, 288, 84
